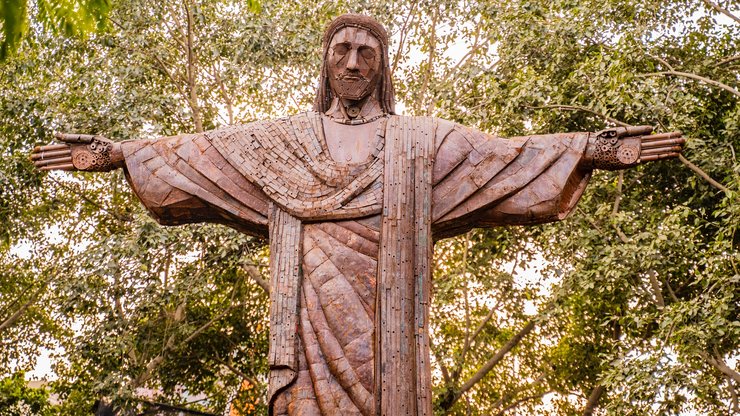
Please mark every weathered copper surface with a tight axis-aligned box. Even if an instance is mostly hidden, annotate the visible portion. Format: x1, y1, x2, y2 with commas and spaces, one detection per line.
31, 13, 686, 416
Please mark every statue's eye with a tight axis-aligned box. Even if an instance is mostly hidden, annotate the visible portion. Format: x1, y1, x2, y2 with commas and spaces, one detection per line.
333, 44, 349, 56
359, 47, 376, 60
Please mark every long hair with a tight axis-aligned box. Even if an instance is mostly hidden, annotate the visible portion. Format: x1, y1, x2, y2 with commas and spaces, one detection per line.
313, 14, 395, 114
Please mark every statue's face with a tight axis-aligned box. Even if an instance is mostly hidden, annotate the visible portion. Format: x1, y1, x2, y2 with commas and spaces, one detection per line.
327, 27, 382, 101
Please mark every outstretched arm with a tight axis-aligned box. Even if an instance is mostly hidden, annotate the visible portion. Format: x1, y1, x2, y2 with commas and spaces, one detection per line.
30, 132, 269, 236
30, 133, 124, 172
580, 126, 685, 171
431, 122, 687, 236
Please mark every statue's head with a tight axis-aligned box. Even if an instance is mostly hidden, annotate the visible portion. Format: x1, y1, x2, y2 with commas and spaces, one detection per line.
314, 14, 395, 114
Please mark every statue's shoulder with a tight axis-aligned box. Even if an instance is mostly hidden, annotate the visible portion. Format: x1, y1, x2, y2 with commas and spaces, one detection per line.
204, 112, 314, 140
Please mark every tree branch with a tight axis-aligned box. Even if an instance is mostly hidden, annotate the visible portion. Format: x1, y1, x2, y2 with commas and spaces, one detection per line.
494, 391, 551, 416
451, 320, 537, 406
716, 54, 740, 67
210, 63, 234, 125
454, 232, 472, 382
526, 105, 631, 127
214, 356, 260, 388
128, 302, 240, 389
240, 262, 270, 294
491, 373, 546, 410
416, 8, 438, 115
0, 280, 49, 333
582, 384, 606, 415
576, 207, 608, 239
638, 71, 740, 98
678, 154, 731, 194
430, 336, 453, 386
48, 176, 132, 222
612, 171, 631, 243
183, 0, 204, 132
391, 0, 418, 72
701, 0, 740, 24
725, 374, 740, 414
646, 270, 665, 308
699, 351, 740, 385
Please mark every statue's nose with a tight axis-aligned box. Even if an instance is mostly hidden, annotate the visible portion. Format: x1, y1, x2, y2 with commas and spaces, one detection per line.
346, 49, 360, 70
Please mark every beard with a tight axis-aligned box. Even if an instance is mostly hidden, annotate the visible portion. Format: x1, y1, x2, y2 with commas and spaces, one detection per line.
329, 72, 378, 100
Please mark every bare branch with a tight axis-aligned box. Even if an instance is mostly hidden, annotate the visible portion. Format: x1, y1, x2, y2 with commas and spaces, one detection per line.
716, 54, 740, 67
494, 391, 551, 416
678, 154, 731, 194
700, 351, 740, 385
391, 0, 419, 72
49, 177, 132, 222
491, 373, 546, 410
453, 320, 537, 405
430, 336, 453, 386
0, 280, 49, 333
214, 356, 260, 388
240, 262, 270, 294
612, 171, 631, 243
638, 71, 740, 98
647, 270, 665, 308
701, 0, 740, 24
612, 171, 624, 216
128, 302, 240, 389
582, 384, 606, 415
526, 105, 631, 127
183, 0, 204, 132
416, 8, 438, 115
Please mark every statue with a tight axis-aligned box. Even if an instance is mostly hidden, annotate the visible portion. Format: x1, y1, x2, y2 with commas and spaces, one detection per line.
30, 14, 685, 416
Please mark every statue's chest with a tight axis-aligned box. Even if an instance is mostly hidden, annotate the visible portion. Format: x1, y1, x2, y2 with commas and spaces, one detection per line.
322, 119, 383, 163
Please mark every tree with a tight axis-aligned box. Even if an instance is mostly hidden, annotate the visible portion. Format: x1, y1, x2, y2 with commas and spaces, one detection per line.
0, 373, 57, 415
0, 0, 111, 60
0, 0, 738, 415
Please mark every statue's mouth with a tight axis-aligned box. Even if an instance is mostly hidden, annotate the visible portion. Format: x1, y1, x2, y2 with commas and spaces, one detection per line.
330, 72, 376, 101
336, 73, 368, 82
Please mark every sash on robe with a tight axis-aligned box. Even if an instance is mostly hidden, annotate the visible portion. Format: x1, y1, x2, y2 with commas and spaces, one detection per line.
207, 112, 437, 414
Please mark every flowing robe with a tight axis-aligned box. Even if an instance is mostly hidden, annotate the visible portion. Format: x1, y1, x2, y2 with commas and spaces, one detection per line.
120, 112, 591, 416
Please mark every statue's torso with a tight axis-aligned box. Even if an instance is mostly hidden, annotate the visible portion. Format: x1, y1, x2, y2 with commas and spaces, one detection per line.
321, 117, 384, 164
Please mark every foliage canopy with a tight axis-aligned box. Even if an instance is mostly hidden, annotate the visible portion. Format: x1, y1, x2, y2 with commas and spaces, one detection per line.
0, 0, 738, 415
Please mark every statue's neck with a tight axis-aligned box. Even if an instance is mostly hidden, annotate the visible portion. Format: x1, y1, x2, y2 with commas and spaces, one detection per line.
325, 95, 384, 124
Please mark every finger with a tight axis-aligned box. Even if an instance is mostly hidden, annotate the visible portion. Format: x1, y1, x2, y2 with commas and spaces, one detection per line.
641, 146, 683, 156
30, 149, 71, 160
33, 144, 70, 152
54, 133, 95, 144
39, 163, 76, 171
641, 152, 680, 162
33, 156, 73, 167
641, 132, 683, 142
625, 125, 653, 136
641, 138, 686, 148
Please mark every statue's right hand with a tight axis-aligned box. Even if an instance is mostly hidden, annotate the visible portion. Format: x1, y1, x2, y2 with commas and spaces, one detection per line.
31, 133, 123, 172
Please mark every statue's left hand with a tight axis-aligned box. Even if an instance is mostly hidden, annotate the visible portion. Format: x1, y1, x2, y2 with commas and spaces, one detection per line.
30, 133, 124, 172
585, 126, 686, 171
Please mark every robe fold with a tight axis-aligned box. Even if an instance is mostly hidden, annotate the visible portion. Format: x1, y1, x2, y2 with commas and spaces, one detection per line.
120, 112, 591, 415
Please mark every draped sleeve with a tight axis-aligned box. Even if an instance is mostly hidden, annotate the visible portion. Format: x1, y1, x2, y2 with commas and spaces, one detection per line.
431, 119, 591, 239
120, 133, 270, 237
